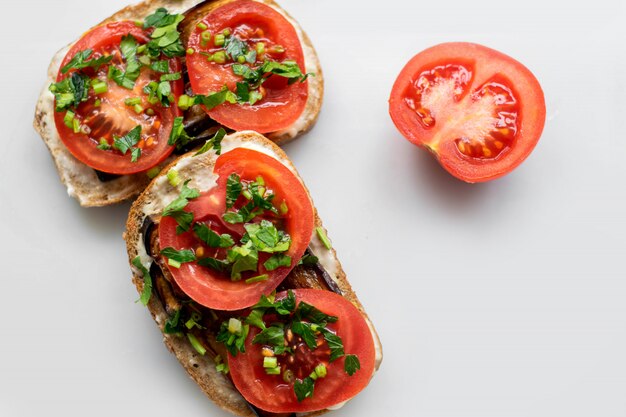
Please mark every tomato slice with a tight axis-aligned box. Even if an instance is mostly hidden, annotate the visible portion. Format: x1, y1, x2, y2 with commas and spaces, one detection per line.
159, 148, 314, 310
186, 0, 308, 133
53, 21, 183, 174
389, 42, 546, 182
229, 289, 376, 413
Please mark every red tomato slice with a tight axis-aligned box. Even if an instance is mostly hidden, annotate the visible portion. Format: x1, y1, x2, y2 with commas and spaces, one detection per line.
229, 289, 376, 413
54, 21, 183, 174
389, 42, 546, 182
186, 0, 308, 133
159, 148, 314, 311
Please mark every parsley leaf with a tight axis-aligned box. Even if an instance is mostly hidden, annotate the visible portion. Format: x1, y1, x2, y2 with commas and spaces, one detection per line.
108, 35, 141, 89
344, 354, 360, 376
216, 319, 249, 356
294, 377, 315, 402
226, 173, 242, 208
298, 253, 319, 266
263, 253, 292, 271
132, 256, 152, 306
197, 257, 232, 273
131, 147, 142, 162
150, 60, 170, 73
113, 125, 142, 154
194, 86, 238, 110
162, 180, 200, 234
49, 72, 90, 111
291, 321, 317, 350
224, 36, 248, 61
193, 223, 234, 248
60, 49, 113, 74
163, 309, 182, 334
194, 127, 226, 156
294, 301, 338, 324
252, 325, 285, 346
320, 328, 345, 362
143, 8, 186, 58
160, 247, 197, 263
227, 243, 259, 280
244, 220, 291, 253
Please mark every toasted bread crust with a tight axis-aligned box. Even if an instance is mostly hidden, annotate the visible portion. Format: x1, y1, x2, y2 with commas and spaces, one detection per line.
124, 131, 381, 417
34, 0, 323, 207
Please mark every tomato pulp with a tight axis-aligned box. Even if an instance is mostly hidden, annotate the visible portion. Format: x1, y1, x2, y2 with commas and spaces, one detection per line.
229, 289, 377, 413
53, 21, 183, 174
159, 148, 314, 311
186, 0, 308, 133
389, 42, 546, 182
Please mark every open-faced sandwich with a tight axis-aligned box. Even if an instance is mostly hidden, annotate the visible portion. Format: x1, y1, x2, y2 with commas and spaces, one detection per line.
33, 0, 322, 207
124, 130, 382, 416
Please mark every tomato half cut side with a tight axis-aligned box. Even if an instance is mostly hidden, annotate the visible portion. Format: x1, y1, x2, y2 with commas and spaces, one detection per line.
186, 0, 308, 133
389, 42, 546, 182
159, 148, 314, 311
229, 289, 376, 413
53, 21, 183, 174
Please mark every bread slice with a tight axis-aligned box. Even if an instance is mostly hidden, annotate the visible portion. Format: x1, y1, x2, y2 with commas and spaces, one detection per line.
33, 0, 323, 207
124, 131, 382, 417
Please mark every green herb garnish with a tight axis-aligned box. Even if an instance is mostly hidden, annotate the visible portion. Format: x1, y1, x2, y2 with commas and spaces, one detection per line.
132, 256, 152, 306
61, 49, 113, 74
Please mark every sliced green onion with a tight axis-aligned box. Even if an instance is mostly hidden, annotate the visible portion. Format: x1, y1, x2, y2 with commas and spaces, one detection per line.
242, 190, 252, 200
216, 363, 229, 374
196, 22, 208, 31
314, 364, 327, 378
177, 94, 194, 111
212, 51, 226, 64
167, 169, 181, 187
168, 259, 181, 268
214, 34, 225, 47
204, 53, 214, 62
97, 138, 111, 151
145, 108, 155, 116
237, 55, 246, 64
245, 274, 269, 284
280, 201, 288, 215
228, 318, 242, 334
270, 45, 285, 54
72, 118, 81, 133
316, 227, 332, 250
263, 356, 278, 368
309, 370, 318, 380
186, 333, 206, 355
94, 99, 101, 107
92, 81, 108, 95
137, 44, 147, 54
222, 28, 231, 37
124, 97, 142, 106
255, 42, 265, 55
138, 55, 151, 66
146, 166, 160, 179
134, 20, 143, 27
186, 47, 195, 55
258, 186, 266, 196
63, 110, 75, 128
265, 367, 281, 375
148, 95, 159, 105
283, 369, 295, 383
256, 176, 265, 186
133, 104, 144, 114
201, 30, 212, 47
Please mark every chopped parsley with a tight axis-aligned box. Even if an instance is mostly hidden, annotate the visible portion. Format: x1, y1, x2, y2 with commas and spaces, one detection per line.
60, 49, 113, 74
193, 223, 234, 248
49, 72, 90, 111
112, 125, 142, 161
194, 128, 226, 156
161, 179, 200, 234
132, 256, 152, 306
294, 377, 315, 402
108, 35, 141, 89
160, 247, 197, 263
143, 8, 186, 58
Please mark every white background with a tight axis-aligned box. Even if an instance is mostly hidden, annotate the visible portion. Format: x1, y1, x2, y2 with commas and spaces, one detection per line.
1, 0, 626, 416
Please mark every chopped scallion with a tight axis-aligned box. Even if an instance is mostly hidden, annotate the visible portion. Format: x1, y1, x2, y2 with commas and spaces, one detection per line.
245, 274, 269, 284
168, 259, 181, 268
196, 22, 208, 31
263, 356, 278, 368
228, 318, 242, 334
316, 227, 332, 250
214, 34, 225, 47
92, 81, 108, 95
213, 51, 226, 64
146, 166, 160, 179
186, 333, 206, 355
265, 367, 281, 375
167, 169, 181, 186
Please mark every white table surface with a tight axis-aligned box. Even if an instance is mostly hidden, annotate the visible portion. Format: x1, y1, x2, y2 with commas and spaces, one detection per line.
1, 0, 626, 416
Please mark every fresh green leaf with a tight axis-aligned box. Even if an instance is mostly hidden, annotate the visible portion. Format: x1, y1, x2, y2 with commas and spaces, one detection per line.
132, 256, 152, 306
193, 223, 234, 248
160, 72, 181, 82
60, 49, 113, 74
227, 244, 259, 280
49, 72, 91, 111
194, 86, 237, 110
344, 354, 360, 376
224, 36, 248, 61
293, 377, 315, 402
291, 321, 317, 350
131, 147, 142, 162
194, 127, 226, 156
321, 328, 345, 362
245, 309, 266, 330
162, 180, 200, 233
222, 211, 244, 224
150, 60, 170, 73
252, 325, 284, 347
226, 173, 242, 208
197, 257, 232, 273
113, 125, 142, 154
216, 319, 249, 356
245, 220, 291, 253
143, 8, 185, 58
120, 34, 138, 60
164, 309, 182, 334
108, 35, 141, 89
298, 253, 319, 266
263, 253, 292, 271
294, 301, 338, 324
160, 247, 197, 263
186, 333, 206, 355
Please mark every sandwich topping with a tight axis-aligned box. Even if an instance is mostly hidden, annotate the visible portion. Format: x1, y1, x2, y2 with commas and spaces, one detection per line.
186, 0, 311, 133
50, 9, 185, 174
158, 147, 314, 310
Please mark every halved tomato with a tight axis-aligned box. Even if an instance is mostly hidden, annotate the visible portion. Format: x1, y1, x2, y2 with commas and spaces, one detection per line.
186, 0, 308, 133
159, 148, 314, 310
229, 289, 376, 413
389, 42, 546, 182
54, 21, 183, 174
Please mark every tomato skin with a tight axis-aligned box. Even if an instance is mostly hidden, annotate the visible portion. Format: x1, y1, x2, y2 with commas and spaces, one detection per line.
229, 289, 376, 413
54, 21, 183, 175
186, 0, 308, 133
159, 148, 314, 311
389, 42, 546, 182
